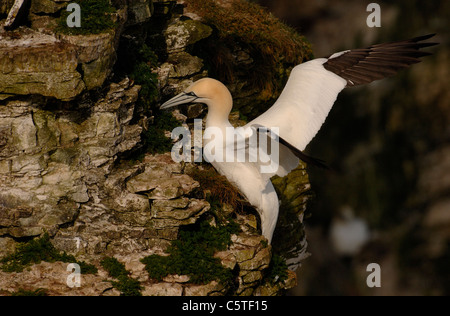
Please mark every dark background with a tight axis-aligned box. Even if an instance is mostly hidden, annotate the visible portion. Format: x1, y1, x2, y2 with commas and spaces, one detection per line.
253, 0, 450, 295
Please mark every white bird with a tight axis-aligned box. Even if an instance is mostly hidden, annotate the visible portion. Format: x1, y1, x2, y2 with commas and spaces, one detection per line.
160, 35, 437, 243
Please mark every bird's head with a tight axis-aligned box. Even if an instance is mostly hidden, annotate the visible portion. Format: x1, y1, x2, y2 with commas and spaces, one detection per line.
160, 78, 233, 120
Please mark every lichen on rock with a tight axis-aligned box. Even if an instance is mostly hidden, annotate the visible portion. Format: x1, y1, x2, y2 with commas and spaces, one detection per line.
0, 0, 313, 296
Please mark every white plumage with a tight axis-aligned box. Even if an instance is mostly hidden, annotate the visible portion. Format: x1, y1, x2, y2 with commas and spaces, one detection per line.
250, 59, 347, 153
160, 35, 436, 243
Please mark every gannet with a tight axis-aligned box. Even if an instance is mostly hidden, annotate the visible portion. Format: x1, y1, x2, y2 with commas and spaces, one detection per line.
161, 34, 437, 243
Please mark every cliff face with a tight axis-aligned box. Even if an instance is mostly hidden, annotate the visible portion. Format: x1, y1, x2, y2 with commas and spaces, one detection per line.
0, 0, 312, 296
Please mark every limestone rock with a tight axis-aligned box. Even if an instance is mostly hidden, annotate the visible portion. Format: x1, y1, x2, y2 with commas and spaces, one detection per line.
165, 19, 212, 53
0, 29, 85, 100
254, 270, 298, 296
184, 281, 226, 296
142, 282, 183, 296
0, 3, 125, 101
0, 262, 113, 296
30, 0, 66, 14
168, 52, 204, 78
151, 198, 210, 228
0, 78, 142, 240
60, 32, 119, 91
127, 0, 154, 25
0, 0, 310, 297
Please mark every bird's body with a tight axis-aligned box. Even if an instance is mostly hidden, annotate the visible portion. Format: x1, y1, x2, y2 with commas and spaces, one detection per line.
161, 35, 437, 243
197, 78, 281, 241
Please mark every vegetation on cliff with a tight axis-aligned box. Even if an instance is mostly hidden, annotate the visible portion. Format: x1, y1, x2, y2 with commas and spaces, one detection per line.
187, 0, 313, 101
57, 0, 117, 35
0, 0, 310, 296
101, 257, 143, 296
141, 217, 241, 287
0, 234, 97, 274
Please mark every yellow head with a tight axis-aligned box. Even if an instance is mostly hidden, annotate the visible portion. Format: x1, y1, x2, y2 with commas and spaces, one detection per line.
160, 78, 233, 122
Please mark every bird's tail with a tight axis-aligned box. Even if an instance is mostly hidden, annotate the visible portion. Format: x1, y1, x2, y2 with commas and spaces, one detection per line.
259, 181, 280, 244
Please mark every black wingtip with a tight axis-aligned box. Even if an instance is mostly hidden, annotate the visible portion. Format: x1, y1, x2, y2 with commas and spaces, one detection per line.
412, 34, 439, 49
324, 34, 439, 87
411, 33, 436, 42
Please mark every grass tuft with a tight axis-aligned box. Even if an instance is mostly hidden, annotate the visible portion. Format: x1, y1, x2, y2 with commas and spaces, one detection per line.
188, 166, 246, 212
187, 0, 313, 99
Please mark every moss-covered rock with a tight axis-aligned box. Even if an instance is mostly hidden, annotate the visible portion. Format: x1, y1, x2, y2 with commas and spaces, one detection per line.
127, 0, 154, 25
0, 0, 126, 101
31, 0, 66, 14
56, 0, 118, 35
0, 30, 85, 100
0, 0, 311, 296
272, 164, 312, 270
165, 19, 213, 53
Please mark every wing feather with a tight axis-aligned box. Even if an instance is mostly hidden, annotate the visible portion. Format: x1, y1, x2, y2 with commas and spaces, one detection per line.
324, 34, 438, 87
248, 58, 347, 153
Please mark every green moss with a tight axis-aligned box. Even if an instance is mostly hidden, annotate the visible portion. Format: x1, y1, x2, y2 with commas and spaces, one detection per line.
115, 42, 159, 110
101, 257, 142, 296
130, 45, 160, 108
143, 111, 182, 154
0, 233, 97, 274
114, 42, 175, 156
141, 219, 240, 286
100, 257, 128, 279
57, 0, 117, 35
266, 254, 289, 284
10, 288, 49, 296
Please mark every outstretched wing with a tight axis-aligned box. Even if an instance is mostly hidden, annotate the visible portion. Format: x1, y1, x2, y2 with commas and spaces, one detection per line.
248, 34, 437, 175
248, 58, 347, 156
324, 34, 438, 87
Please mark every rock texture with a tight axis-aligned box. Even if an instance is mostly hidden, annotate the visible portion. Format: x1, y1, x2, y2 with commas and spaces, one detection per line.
0, 78, 142, 240
0, 3, 126, 101
0, 0, 311, 296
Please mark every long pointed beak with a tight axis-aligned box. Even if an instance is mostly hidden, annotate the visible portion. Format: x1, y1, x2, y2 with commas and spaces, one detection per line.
160, 92, 199, 110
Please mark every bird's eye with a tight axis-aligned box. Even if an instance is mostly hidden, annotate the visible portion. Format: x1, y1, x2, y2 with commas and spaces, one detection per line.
186, 92, 198, 97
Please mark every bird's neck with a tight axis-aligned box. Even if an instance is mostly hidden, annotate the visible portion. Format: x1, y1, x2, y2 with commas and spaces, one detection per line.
206, 110, 231, 130
205, 98, 233, 130
204, 99, 233, 156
